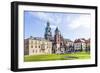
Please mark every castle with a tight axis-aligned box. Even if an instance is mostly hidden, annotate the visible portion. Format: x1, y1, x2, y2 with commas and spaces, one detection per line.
24, 21, 90, 55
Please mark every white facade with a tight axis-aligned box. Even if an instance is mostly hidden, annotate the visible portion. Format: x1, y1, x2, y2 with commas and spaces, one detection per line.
74, 39, 86, 51
24, 37, 52, 55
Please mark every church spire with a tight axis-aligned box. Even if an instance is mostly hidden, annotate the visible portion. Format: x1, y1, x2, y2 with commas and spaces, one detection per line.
55, 27, 60, 35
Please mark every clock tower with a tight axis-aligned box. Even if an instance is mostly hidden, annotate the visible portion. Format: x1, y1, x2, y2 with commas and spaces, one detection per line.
44, 21, 52, 41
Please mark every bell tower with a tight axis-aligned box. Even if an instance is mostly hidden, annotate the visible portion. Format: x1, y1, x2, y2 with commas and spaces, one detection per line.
54, 27, 61, 53
54, 27, 61, 45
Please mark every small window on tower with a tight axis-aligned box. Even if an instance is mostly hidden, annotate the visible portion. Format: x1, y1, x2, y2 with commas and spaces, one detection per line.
58, 40, 59, 42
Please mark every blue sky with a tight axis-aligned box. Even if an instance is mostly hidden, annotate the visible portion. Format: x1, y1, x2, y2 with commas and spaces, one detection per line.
24, 11, 91, 41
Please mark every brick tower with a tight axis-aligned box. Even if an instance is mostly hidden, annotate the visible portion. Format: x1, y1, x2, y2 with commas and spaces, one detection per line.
54, 27, 61, 53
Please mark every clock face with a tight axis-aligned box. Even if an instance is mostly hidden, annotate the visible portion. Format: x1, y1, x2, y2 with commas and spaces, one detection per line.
48, 31, 51, 35
47, 27, 51, 31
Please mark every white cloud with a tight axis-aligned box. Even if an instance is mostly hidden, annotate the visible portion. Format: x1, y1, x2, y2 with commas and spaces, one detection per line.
69, 15, 91, 29
29, 12, 90, 31
29, 12, 55, 24
29, 12, 66, 27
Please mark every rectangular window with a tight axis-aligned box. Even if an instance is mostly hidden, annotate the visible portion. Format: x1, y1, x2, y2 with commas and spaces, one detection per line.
39, 46, 40, 48
31, 41, 33, 44
33, 50, 34, 53
31, 45, 33, 48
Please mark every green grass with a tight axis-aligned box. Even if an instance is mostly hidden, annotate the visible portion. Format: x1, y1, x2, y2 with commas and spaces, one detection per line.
24, 52, 90, 62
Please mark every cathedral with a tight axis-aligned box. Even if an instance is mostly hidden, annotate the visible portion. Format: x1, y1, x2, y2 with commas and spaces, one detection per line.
44, 21, 66, 54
